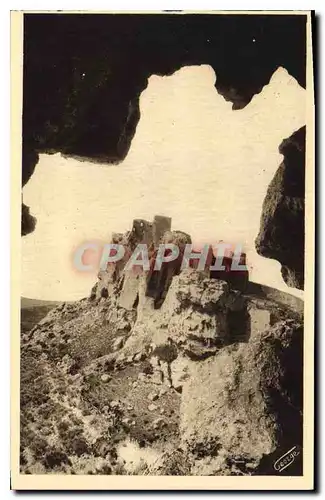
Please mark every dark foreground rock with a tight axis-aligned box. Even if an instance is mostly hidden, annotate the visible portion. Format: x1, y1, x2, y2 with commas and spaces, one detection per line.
256, 126, 305, 290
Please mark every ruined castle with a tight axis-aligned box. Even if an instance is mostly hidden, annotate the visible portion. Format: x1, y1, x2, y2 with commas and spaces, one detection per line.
94, 215, 249, 309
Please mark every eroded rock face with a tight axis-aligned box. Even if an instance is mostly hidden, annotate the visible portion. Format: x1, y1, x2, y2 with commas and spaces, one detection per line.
160, 269, 248, 355
256, 126, 305, 290
180, 319, 303, 474
115, 259, 249, 361
21, 15, 307, 253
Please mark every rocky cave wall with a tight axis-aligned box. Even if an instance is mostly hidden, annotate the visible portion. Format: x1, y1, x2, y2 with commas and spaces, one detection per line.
256, 127, 306, 290
21, 214, 304, 474
21, 13, 307, 289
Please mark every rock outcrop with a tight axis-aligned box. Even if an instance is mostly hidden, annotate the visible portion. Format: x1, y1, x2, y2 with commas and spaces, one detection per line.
256, 126, 305, 290
21, 145, 39, 235
180, 319, 303, 475
20, 215, 303, 475
21, 202, 36, 236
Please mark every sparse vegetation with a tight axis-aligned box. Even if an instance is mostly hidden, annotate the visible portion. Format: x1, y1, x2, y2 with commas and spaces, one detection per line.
20, 267, 303, 475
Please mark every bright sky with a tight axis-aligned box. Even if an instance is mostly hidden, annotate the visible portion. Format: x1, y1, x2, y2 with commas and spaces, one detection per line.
22, 65, 306, 301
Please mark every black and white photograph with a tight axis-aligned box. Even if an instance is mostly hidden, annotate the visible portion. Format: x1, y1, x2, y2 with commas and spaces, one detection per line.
10, 9, 315, 490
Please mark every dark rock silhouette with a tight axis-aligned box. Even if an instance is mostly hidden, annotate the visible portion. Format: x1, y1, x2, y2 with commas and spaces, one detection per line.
21, 145, 39, 235
256, 126, 305, 289
210, 254, 249, 292
20, 223, 303, 474
21, 202, 36, 236
22, 14, 306, 183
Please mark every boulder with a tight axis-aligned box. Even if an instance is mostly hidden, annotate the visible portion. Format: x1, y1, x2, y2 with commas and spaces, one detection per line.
180, 319, 303, 473
161, 269, 249, 356
256, 126, 305, 290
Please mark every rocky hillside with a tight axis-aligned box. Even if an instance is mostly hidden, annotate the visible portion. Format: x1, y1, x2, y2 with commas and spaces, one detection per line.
20, 217, 303, 476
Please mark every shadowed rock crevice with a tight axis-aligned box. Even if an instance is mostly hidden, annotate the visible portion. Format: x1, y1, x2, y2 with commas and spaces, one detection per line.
255, 126, 305, 290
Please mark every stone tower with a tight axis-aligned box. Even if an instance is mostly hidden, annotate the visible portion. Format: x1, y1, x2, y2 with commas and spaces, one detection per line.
152, 215, 172, 247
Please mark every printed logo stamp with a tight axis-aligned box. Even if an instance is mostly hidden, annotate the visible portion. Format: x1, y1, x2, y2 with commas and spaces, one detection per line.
273, 446, 301, 473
